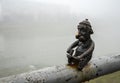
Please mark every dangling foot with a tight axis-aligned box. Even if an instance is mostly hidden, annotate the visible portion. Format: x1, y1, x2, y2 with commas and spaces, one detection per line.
77, 66, 83, 71
77, 61, 84, 71
67, 58, 72, 65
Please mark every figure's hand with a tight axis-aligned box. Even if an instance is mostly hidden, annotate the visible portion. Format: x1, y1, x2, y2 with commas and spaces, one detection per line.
77, 56, 82, 59
67, 49, 71, 53
67, 53, 72, 58
72, 56, 79, 60
73, 56, 84, 61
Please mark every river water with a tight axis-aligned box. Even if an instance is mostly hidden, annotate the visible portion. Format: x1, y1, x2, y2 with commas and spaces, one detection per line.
0, 33, 120, 78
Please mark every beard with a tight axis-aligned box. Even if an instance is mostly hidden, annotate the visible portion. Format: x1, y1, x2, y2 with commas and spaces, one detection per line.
79, 35, 90, 42
79, 36, 86, 42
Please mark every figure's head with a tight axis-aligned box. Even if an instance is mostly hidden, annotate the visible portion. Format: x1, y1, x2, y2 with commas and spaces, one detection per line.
76, 19, 94, 42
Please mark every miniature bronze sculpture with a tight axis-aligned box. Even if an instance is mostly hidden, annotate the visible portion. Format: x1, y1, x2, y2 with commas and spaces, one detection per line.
66, 19, 95, 70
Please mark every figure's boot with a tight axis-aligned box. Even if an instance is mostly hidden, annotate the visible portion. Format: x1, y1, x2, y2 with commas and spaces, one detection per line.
68, 58, 72, 65
78, 65, 83, 71
77, 60, 84, 71
78, 58, 89, 71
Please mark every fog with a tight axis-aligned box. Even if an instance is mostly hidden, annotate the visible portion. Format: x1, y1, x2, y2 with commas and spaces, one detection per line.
0, 0, 120, 77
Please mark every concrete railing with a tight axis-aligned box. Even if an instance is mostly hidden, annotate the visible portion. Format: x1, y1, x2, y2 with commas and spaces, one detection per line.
0, 54, 120, 83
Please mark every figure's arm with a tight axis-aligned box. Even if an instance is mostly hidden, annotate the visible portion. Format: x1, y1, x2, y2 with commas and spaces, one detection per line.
77, 41, 95, 59
67, 40, 79, 54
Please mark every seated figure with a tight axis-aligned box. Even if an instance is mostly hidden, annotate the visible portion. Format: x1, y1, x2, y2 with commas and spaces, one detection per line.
66, 19, 95, 70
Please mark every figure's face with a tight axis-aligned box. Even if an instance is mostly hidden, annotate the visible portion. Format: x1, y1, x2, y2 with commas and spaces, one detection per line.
77, 24, 88, 35
77, 23, 90, 42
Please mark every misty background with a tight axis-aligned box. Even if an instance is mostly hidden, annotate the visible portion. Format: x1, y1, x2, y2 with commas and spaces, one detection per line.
0, 0, 120, 78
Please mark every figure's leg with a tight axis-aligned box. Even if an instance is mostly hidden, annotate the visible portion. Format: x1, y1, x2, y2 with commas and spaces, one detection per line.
68, 57, 78, 65
78, 55, 92, 70
68, 58, 72, 64
78, 59, 85, 70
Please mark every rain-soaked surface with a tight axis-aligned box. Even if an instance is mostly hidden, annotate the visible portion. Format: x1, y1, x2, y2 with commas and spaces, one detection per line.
0, 55, 120, 83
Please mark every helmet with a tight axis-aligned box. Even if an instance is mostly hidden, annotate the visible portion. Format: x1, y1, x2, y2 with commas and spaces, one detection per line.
79, 19, 93, 34
79, 19, 91, 27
